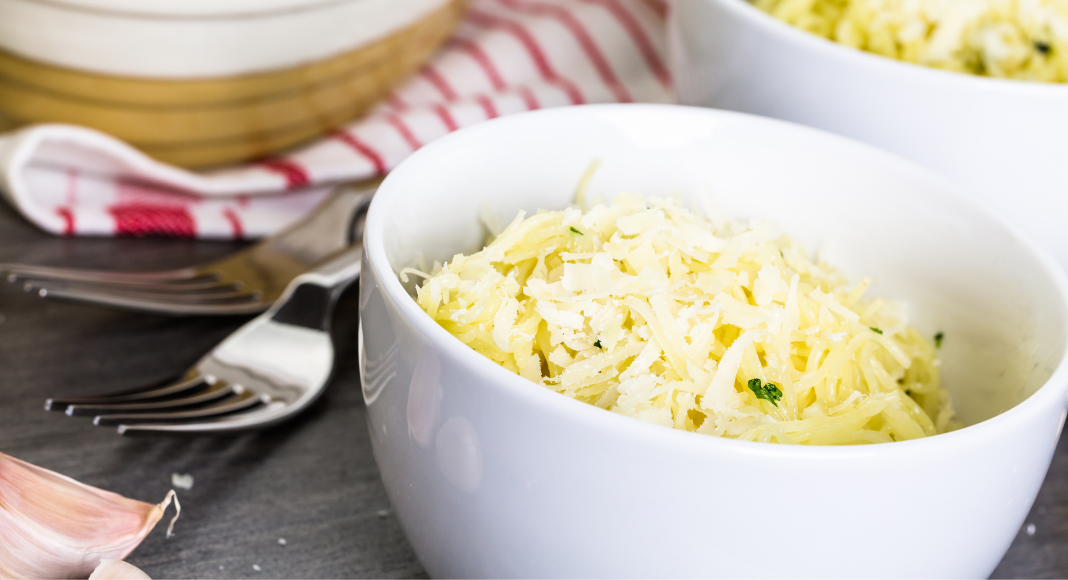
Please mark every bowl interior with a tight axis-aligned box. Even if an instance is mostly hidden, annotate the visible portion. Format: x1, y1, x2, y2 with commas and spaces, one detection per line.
372, 105, 1068, 427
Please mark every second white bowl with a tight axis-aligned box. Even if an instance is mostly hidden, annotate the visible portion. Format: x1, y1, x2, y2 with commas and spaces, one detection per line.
669, 0, 1068, 269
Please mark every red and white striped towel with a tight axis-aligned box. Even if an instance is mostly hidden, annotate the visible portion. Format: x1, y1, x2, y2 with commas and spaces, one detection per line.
0, 0, 672, 239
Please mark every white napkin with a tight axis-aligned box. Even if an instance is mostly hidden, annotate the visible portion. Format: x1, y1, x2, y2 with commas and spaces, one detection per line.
0, 0, 672, 239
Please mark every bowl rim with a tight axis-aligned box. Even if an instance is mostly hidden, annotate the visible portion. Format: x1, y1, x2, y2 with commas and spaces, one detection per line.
699, 0, 1068, 95
363, 103, 1068, 458
18, 0, 374, 18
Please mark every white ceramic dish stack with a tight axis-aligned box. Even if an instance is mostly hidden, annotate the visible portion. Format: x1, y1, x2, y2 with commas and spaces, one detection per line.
0, 0, 465, 167
359, 105, 1068, 578
0, 0, 449, 78
668, 0, 1068, 269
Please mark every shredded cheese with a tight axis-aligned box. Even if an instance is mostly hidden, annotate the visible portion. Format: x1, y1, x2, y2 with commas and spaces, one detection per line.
756, 0, 1068, 83
413, 192, 958, 444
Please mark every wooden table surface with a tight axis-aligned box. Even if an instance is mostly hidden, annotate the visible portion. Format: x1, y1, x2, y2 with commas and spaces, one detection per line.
0, 200, 1063, 578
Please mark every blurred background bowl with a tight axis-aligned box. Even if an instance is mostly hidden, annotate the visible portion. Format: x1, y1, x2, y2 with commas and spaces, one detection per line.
668, 0, 1068, 269
360, 104, 1068, 578
0, 0, 466, 168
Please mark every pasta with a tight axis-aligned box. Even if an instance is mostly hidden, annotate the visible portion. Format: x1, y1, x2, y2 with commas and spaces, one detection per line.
755, 0, 1068, 82
408, 192, 959, 444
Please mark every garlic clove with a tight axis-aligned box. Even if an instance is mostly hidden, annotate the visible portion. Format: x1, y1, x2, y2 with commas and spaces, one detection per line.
0, 452, 179, 579
88, 560, 152, 580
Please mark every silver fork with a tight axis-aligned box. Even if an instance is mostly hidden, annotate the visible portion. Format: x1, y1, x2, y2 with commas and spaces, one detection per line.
1, 179, 379, 315
42, 214, 369, 434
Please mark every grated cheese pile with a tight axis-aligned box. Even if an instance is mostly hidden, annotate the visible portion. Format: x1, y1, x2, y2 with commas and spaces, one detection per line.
409, 193, 958, 444
755, 0, 1068, 82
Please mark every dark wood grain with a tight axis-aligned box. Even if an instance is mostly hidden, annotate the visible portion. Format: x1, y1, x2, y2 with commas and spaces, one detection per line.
991, 431, 1068, 579
0, 199, 1063, 578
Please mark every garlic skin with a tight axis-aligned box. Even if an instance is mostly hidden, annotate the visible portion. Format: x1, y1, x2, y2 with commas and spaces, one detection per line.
0, 452, 178, 579
88, 560, 152, 580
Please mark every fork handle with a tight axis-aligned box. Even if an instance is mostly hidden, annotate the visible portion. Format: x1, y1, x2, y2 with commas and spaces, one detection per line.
269, 245, 363, 332
267, 189, 371, 331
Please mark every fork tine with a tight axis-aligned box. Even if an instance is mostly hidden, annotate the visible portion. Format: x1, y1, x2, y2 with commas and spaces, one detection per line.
114, 402, 292, 435
65, 382, 234, 416
45, 373, 205, 411
24, 278, 235, 293
28, 284, 267, 315
92, 391, 261, 426
2, 263, 200, 285
18, 276, 227, 293
25, 280, 254, 302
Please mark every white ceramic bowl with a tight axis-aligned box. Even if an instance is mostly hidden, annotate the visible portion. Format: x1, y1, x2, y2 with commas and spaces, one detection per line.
359, 105, 1068, 578
668, 0, 1068, 269
0, 0, 449, 77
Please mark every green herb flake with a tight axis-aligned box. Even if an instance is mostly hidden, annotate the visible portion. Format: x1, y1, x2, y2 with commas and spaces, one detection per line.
870, 327, 883, 334
1035, 40, 1052, 55
934, 332, 944, 348
594, 340, 603, 349
570, 226, 583, 235
905, 389, 913, 396
747, 378, 783, 408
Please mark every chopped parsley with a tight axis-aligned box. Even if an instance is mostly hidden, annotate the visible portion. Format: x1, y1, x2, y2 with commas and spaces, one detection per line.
594, 340, 603, 349
934, 332, 944, 348
747, 378, 783, 407
869, 327, 883, 334
570, 226, 583, 234
1035, 40, 1052, 55
905, 389, 913, 397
